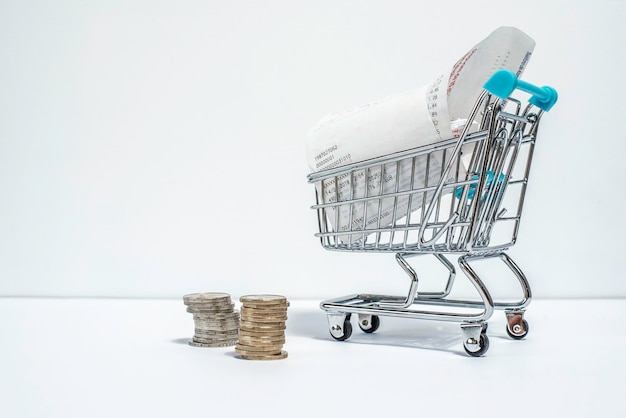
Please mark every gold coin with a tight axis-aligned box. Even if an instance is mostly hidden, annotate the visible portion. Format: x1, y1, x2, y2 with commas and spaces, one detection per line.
240, 307, 287, 317
239, 328, 285, 335
238, 331, 285, 339
238, 333, 285, 342
238, 350, 288, 361
235, 344, 284, 354
239, 317, 287, 329
240, 294, 287, 305
240, 309, 287, 317
238, 340, 285, 348
241, 302, 289, 309
241, 300, 290, 309
239, 321, 285, 331
238, 329, 284, 338
239, 316, 287, 324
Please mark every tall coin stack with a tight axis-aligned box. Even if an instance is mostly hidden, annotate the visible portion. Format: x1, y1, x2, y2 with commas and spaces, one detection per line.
236, 294, 289, 360
183, 292, 240, 348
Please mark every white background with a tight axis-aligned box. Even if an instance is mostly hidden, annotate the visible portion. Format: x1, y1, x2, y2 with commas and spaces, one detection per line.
1, 0, 625, 299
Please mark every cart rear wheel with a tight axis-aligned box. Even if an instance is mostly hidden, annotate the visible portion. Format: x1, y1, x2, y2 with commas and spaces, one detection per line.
464, 333, 489, 357
330, 317, 352, 341
506, 319, 529, 340
358, 315, 380, 334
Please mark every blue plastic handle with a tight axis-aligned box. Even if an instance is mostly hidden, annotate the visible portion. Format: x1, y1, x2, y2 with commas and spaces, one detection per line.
483, 69, 558, 111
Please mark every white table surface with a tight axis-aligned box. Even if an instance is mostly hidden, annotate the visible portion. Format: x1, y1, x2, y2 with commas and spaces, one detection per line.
1, 297, 623, 418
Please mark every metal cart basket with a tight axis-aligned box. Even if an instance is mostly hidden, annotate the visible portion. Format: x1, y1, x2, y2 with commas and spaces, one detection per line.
307, 70, 557, 356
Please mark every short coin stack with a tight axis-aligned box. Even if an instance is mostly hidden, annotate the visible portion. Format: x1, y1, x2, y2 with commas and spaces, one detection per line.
183, 292, 240, 348
236, 294, 289, 360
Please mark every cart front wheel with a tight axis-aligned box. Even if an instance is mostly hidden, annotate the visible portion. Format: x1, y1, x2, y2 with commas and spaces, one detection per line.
329, 316, 353, 341
358, 314, 380, 334
464, 333, 489, 357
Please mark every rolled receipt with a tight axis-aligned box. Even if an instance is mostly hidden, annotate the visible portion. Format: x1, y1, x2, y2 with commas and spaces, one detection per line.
306, 27, 536, 241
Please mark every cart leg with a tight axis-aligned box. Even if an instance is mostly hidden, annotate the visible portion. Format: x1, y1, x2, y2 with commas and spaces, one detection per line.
383, 253, 420, 308
457, 255, 496, 322
499, 252, 532, 309
327, 313, 353, 341
381, 253, 456, 308
460, 252, 532, 340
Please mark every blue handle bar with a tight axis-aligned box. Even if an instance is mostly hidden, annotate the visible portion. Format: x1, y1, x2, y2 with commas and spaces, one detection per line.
483, 69, 558, 111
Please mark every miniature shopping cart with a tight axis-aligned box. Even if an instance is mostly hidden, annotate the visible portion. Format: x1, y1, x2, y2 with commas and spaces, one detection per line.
307, 69, 558, 356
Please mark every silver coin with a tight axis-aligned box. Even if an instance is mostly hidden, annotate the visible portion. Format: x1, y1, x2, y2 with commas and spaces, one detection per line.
192, 334, 238, 340
193, 314, 239, 321
194, 334, 239, 341
193, 325, 240, 332
193, 318, 240, 327
194, 330, 239, 337
193, 311, 239, 320
189, 339, 237, 348
185, 299, 234, 307
186, 304, 234, 312
184, 292, 231, 303
192, 338, 239, 346
191, 337, 238, 345
193, 327, 239, 333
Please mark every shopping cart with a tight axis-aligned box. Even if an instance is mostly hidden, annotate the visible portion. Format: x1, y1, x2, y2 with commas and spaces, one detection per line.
307, 69, 557, 356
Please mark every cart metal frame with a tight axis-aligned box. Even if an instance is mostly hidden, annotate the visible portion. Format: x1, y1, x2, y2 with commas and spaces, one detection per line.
307, 70, 557, 356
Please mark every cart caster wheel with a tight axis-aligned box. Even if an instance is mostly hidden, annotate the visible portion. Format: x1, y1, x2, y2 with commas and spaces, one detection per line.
358, 315, 380, 334
464, 333, 489, 357
329, 317, 353, 341
506, 319, 529, 340
481, 322, 488, 333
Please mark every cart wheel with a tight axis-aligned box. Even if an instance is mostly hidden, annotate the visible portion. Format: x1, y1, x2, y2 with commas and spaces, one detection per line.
464, 333, 490, 357
329, 317, 353, 341
358, 315, 380, 334
506, 319, 529, 340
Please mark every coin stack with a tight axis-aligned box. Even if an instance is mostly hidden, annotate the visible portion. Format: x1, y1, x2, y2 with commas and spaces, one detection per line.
183, 292, 240, 348
236, 294, 289, 360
